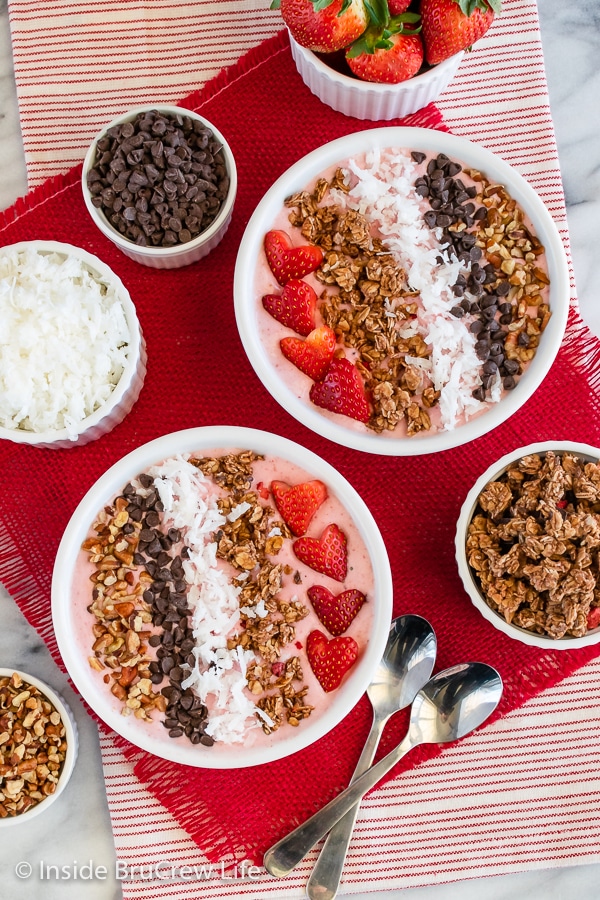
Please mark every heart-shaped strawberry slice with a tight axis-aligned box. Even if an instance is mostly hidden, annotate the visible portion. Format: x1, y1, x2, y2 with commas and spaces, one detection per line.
307, 585, 366, 636
306, 630, 359, 692
309, 357, 370, 423
280, 326, 337, 381
264, 230, 324, 286
271, 479, 328, 536
262, 279, 317, 336
293, 523, 347, 582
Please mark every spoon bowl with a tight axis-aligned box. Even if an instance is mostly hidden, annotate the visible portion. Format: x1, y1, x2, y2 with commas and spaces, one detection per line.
366, 615, 438, 717
264, 661, 503, 879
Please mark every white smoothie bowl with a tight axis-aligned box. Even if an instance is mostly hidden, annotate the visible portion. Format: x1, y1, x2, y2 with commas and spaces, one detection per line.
51, 426, 393, 768
0, 240, 146, 449
234, 127, 570, 456
82, 105, 237, 270
456, 441, 600, 650
0, 668, 78, 825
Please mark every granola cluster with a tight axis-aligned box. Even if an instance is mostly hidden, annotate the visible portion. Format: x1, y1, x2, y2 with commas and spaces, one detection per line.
0, 672, 69, 818
191, 453, 314, 734
466, 451, 600, 639
286, 173, 438, 436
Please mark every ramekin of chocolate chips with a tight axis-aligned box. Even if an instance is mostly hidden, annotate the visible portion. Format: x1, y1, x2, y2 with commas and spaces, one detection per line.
82, 106, 237, 270
0, 669, 78, 823
455, 441, 600, 649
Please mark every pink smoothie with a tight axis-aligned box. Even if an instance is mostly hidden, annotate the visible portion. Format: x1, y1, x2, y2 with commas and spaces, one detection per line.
74, 448, 375, 757
254, 147, 551, 439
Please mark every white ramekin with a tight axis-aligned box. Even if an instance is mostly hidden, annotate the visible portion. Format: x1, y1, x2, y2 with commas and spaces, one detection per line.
82, 106, 237, 270
0, 240, 146, 450
456, 441, 600, 649
290, 33, 464, 120
0, 668, 78, 825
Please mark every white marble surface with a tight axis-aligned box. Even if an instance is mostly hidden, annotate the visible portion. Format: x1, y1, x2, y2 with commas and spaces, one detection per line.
0, 0, 599, 898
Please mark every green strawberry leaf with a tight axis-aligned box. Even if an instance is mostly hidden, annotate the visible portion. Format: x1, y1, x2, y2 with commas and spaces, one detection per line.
270, 0, 281, 8
311, 0, 338, 12
456, 0, 501, 15
363, 0, 390, 28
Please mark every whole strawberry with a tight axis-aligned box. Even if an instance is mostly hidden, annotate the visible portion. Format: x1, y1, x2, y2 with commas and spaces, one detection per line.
276, 0, 369, 53
421, 0, 501, 65
346, 21, 423, 84
387, 0, 411, 13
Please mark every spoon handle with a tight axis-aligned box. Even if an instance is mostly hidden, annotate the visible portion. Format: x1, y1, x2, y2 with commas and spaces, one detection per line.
263, 733, 415, 879
306, 712, 387, 900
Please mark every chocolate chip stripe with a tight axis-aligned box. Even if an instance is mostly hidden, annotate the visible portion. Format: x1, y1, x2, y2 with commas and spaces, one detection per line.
411, 151, 551, 401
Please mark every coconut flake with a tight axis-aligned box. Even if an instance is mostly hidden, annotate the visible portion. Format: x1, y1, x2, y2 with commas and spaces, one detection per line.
0, 246, 131, 438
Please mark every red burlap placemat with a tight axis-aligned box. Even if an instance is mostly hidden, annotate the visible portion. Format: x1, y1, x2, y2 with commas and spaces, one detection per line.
2, 30, 600, 865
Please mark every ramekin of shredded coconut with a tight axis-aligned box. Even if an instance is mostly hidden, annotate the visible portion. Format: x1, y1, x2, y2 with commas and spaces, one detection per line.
0, 241, 146, 449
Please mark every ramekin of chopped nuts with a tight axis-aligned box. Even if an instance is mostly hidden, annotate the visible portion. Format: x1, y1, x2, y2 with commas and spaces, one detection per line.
455, 442, 600, 649
0, 669, 78, 823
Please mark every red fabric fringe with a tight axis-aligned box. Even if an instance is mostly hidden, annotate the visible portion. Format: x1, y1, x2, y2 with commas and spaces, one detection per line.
2, 29, 600, 865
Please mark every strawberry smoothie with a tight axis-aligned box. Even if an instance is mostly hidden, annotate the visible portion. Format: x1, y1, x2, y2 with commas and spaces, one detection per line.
75, 448, 375, 756
254, 146, 551, 440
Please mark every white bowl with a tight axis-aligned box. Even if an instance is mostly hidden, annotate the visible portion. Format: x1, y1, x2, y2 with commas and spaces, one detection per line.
0, 668, 78, 824
290, 34, 464, 120
82, 106, 237, 269
234, 126, 570, 456
0, 240, 146, 449
51, 426, 393, 768
456, 441, 600, 649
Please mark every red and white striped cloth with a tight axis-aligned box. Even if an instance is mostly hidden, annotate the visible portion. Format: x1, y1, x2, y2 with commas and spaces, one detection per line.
7, 0, 600, 895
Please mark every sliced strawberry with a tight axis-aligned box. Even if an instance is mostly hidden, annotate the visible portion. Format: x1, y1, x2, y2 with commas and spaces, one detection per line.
293, 523, 347, 581
262, 279, 317, 336
280, 326, 337, 381
271, 479, 328, 536
421, 0, 500, 66
587, 607, 600, 631
278, 0, 369, 53
307, 585, 366, 636
309, 357, 370, 423
306, 629, 359, 692
264, 230, 324, 286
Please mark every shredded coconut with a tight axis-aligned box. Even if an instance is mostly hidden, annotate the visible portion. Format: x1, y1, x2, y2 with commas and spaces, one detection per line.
148, 455, 260, 744
331, 148, 489, 431
0, 246, 131, 438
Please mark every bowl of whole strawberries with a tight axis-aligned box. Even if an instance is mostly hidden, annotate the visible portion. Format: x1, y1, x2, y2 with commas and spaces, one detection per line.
274, 0, 500, 120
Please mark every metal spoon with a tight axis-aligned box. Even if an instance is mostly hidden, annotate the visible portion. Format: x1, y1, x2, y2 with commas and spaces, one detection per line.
306, 615, 437, 900
264, 662, 503, 879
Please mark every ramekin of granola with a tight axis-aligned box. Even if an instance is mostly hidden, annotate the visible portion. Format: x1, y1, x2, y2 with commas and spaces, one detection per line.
234, 128, 570, 456
455, 442, 600, 649
51, 426, 393, 768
